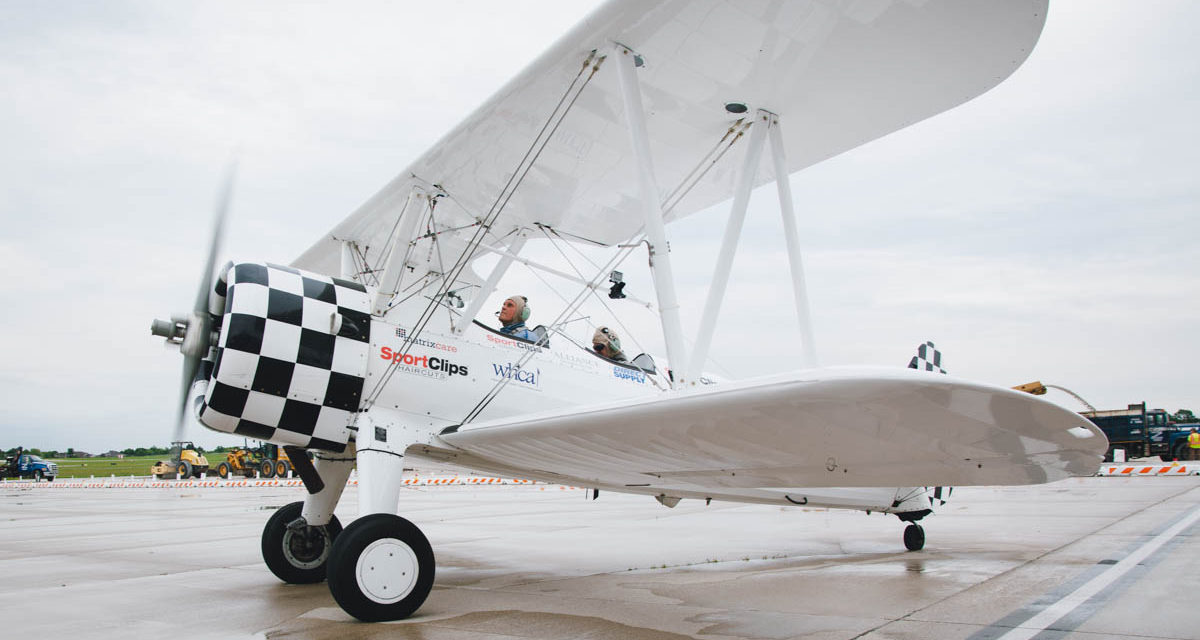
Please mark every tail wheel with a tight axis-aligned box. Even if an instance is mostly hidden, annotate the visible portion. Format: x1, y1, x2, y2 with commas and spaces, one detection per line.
217, 462, 231, 479
327, 514, 435, 622
904, 524, 925, 551
260, 460, 276, 478
176, 461, 193, 479
262, 501, 342, 584
276, 460, 291, 478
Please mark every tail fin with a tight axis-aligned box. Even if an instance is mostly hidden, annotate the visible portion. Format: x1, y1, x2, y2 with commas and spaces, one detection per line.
907, 342, 950, 515
907, 341, 946, 374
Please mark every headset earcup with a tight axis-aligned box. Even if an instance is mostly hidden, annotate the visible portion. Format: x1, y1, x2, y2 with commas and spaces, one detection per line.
521, 304, 530, 322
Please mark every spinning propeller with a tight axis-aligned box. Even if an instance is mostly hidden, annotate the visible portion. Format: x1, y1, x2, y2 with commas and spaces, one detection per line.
150, 168, 234, 443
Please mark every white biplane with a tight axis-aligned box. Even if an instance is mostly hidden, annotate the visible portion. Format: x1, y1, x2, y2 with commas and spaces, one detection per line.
151, 0, 1104, 622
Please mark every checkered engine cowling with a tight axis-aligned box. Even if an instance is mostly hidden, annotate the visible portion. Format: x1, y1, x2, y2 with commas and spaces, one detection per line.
197, 262, 371, 452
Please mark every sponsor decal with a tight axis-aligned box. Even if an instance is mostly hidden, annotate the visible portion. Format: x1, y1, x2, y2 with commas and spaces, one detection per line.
551, 350, 601, 373
379, 346, 469, 380
486, 332, 543, 352
613, 365, 646, 384
395, 327, 458, 353
492, 362, 541, 387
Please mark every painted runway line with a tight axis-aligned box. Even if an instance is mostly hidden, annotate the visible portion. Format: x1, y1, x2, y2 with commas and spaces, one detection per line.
990, 505, 1200, 640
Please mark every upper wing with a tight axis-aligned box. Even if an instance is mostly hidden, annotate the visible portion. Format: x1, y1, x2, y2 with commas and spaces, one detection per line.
294, 0, 1048, 278
430, 368, 1106, 494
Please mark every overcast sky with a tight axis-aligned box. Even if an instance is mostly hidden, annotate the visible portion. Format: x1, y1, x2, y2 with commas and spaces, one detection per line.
1, 1, 1196, 453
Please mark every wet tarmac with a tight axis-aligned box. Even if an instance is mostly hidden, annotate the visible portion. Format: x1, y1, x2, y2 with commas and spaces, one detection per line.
2, 473, 1197, 639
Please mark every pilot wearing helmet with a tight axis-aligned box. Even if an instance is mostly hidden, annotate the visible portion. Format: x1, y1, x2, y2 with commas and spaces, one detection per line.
497, 295, 537, 341
592, 326, 626, 362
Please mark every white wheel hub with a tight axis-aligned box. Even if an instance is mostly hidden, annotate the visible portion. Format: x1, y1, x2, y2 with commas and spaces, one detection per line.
355, 537, 419, 604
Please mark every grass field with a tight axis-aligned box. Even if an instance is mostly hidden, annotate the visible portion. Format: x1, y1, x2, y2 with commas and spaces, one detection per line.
50, 454, 197, 478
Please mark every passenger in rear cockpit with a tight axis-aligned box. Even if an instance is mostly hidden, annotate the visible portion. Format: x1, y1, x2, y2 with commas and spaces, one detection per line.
497, 295, 537, 341
592, 326, 627, 362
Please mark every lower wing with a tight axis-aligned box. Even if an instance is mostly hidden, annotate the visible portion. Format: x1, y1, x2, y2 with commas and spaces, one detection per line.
424, 368, 1106, 497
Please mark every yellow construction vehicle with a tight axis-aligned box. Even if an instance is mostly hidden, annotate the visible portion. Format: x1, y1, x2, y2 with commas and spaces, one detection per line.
150, 441, 209, 479
257, 443, 297, 478
214, 447, 263, 479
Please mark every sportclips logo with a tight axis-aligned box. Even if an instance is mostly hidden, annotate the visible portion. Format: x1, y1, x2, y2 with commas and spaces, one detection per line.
379, 347, 469, 379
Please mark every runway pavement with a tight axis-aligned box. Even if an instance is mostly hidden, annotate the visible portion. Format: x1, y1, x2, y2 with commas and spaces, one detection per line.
1, 473, 1197, 639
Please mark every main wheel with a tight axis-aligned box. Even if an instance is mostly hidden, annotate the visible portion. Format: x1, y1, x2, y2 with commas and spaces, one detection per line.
904, 523, 925, 551
327, 514, 435, 622
217, 462, 231, 479
176, 461, 193, 479
262, 501, 342, 584
260, 460, 276, 478
276, 460, 291, 478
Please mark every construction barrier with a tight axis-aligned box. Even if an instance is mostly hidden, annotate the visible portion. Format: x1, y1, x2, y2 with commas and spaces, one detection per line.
1097, 463, 1200, 477
0, 475, 581, 489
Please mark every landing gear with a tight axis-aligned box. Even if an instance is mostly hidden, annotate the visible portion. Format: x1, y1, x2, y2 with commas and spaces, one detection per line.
327, 513, 435, 622
262, 501, 343, 583
903, 523, 925, 551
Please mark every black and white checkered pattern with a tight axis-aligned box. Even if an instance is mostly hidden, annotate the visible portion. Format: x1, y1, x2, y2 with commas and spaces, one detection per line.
197, 262, 371, 452
907, 341, 946, 374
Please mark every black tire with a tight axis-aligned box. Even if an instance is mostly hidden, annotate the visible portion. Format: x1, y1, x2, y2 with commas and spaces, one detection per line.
327, 514, 435, 622
904, 524, 925, 551
276, 460, 291, 478
260, 460, 276, 478
1172, 442, 1187, 462
217, 462, 231, 479
34, 470, 44, 481
176, 461, 193, 479
261, 501, 342, 584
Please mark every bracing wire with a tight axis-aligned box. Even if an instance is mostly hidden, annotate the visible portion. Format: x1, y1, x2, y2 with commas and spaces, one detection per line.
364, 52, 604, 408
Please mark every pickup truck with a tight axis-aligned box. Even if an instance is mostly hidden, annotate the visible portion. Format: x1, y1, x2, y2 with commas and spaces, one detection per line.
1, 452, 58, 481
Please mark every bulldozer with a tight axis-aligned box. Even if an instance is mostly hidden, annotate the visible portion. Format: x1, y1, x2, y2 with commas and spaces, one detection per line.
150, 441, 209, 479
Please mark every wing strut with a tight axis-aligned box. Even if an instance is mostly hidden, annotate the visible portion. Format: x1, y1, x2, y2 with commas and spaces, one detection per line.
768, 113, 818, 369
340, 240, 356, 280
372, 187, 428, 316
688, 111, 770, 383
613, 43, 688, 388
686, 111, 819, 383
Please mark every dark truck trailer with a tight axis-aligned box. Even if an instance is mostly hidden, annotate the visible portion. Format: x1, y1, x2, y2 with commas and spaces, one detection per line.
1081, 403, 1195, 461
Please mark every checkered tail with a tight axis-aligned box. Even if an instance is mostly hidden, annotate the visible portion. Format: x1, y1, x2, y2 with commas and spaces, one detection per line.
907, 341, 946, 374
